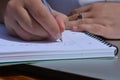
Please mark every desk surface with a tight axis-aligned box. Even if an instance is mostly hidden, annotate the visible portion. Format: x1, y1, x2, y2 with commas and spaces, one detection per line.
0, 75, 38, 80
31, 40, 120, 80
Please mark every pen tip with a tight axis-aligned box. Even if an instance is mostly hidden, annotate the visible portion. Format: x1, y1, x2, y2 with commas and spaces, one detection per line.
60, 38, 63, 42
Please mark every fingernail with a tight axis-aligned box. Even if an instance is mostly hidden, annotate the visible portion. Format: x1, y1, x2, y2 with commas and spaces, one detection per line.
72, 26, 78, 31
55, 33, 61, 40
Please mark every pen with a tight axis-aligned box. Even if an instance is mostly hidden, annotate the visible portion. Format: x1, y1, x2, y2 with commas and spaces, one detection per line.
42, 0, 63, 41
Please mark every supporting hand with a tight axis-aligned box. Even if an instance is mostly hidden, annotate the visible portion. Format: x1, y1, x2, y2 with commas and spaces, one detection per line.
66, 2, 120, 39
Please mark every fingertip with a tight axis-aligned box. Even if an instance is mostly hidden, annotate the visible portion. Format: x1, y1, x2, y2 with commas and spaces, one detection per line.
72, 24, 88, 32
72, 26, 79, 31
49, 33, 61, 41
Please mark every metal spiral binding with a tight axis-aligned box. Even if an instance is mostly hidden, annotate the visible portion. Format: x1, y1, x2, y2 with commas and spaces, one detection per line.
84, 32, 113, 47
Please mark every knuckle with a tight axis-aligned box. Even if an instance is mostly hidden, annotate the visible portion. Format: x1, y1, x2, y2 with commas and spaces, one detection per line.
73, 9, 79, 13
7, 0, 21, 14
7, 1, 16, 9
71, 9, 78, 15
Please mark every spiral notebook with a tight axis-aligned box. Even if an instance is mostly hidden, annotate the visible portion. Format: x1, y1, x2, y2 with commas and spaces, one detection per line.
0, 24, 118, 64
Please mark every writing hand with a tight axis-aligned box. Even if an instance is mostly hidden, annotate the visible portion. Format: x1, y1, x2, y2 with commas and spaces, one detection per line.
4, 0, 66, 41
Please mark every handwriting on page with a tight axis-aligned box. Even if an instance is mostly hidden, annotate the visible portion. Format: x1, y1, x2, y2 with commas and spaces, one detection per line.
0, 24, 107, 51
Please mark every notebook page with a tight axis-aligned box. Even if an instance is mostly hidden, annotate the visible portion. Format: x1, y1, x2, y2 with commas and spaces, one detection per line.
0, 24, 115, 54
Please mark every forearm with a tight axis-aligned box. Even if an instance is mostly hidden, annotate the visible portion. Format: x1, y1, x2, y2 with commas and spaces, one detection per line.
0, 0, 9, 23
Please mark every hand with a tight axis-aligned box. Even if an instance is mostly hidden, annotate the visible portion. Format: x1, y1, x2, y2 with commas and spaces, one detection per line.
66, 2, 120, 39
4, 0, 67, 41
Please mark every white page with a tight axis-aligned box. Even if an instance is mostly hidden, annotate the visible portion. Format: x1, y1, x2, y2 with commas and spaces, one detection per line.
0, 24, 114, 53
0, 24, 117, 63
